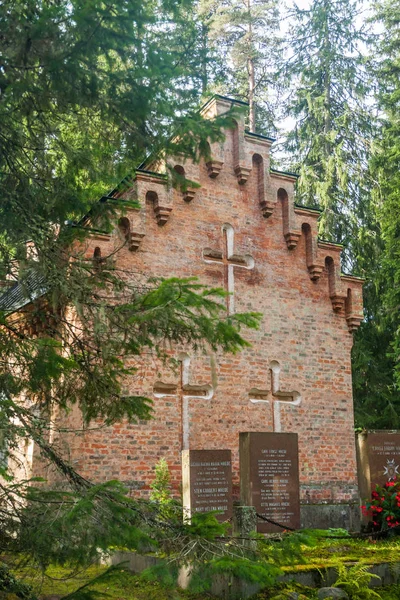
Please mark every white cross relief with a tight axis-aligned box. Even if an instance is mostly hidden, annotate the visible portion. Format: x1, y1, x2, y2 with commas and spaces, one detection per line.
248, 361, 302, 433
153, 354, 213, 451
203, 223, 254, 315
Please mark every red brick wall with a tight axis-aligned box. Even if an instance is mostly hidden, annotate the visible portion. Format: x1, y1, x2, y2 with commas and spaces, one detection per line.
43, 97, 364, 506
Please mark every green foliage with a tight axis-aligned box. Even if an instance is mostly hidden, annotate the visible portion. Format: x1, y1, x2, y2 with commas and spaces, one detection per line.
283, 0, 374, 264
333, 562, 382, 600
352, 0, 400, 423
198, 0, 281, 133
139, 518, 316, 594
150, 458, 172, 505
190, 556, 281, 593
0, 4, 263, 597
379, 585, 400, 600
0, 0, 231, 249
57, 565, 127, 600
8, 481, 156, 568
0, 562, 37, 600
370, 0, 400, 393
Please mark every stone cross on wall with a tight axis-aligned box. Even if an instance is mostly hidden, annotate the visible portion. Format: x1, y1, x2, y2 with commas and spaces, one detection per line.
153, 354, 213, 450
248, 361, 301, 433
203, 223, 254, 315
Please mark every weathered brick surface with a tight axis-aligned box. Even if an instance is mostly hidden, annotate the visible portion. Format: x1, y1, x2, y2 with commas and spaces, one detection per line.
40, 97, 364, 507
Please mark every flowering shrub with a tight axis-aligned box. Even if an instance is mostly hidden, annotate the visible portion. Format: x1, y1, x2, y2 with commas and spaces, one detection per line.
361, 477, 400, 531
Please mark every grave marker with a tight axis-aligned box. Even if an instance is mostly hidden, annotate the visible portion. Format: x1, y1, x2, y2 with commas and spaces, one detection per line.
182, 449, 233, 522
239, 432, 300, 533
357, 431, 400, 500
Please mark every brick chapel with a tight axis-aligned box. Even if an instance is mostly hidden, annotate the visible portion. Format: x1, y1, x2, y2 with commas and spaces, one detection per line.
3, 96, 365, 528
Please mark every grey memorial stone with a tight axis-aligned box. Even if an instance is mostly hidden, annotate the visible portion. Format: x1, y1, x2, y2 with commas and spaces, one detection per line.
182, 449, 233, 522
357, 431, 400, 500
232, 504, 257, 548
239, 432, 300, 533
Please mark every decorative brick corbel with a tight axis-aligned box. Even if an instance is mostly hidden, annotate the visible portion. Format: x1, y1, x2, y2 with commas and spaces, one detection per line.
284, 231, 302, 250
170, 161, 200, 203
275, 178, 301, 250
259, 200, 276, 218
252, 154, 276, 218
183, 188, 196, 202
346, 315, 363, 332
330, 293, 347, 313
128, 232, 145, 251
206, 158, 223, 179
135, 169, 172, 226
117, 213, 145, 252
296, 214, 325, 282
342, 276, 365, 332
320, 244, 347, 314
308, 264, 324, 281
234, 165, 251, 185
233, 117, 252, 184
153, 198, 172, 225
206, 141, 224, 178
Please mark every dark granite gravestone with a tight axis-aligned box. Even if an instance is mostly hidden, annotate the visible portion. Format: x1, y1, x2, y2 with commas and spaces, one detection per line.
239, 432, 300, 533
182, 449, 233, 522
357, 431, 400, 500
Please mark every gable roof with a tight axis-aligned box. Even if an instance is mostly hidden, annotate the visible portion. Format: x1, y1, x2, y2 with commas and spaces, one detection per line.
0, 94, 309, 315
0, 271, 48, 314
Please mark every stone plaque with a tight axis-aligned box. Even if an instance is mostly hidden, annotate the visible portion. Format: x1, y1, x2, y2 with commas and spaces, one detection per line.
239, 432, 300, 533
182, 449, 233, 522
357, 431, 400, 500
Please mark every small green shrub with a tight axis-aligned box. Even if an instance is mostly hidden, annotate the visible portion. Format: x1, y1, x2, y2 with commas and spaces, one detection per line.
150, 458, 172, 505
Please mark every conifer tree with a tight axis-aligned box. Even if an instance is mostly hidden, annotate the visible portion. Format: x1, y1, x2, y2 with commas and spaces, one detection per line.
0, 1, 269, 595
374, 0, 400, 392
198, 0, 281, 134
352, 0, 400, 425
283, 0, 373, 259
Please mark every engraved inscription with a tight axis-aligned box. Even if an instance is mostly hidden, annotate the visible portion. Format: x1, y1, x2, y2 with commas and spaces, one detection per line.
191, 459, 231, 514
257, 448, 295, 526
367, 433, 400, 488
239, 432, 300, 534
182, 449, 233, 522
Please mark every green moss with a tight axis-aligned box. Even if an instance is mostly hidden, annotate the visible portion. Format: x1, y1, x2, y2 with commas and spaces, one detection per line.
283, 538, 400, 572
9, 538, 400, 599
12, 563, 211, 599
254, 582, 317, 599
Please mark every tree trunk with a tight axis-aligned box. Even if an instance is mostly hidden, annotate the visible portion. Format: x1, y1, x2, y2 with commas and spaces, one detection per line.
248, 56, 256, 132
247, 0, 256, 132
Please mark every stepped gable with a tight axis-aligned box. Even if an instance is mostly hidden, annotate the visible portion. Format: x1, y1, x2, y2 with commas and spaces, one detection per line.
84, 94, 364, 333
16, 95, 366, 525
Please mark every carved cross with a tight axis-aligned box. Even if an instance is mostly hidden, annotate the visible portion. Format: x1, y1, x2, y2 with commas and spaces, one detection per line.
203, 224, 254, 315
153, 354, 213, 450
248, 361, 301, 433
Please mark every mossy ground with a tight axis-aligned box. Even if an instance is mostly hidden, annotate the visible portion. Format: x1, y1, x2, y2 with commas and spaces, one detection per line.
286, 536, 400, 571
8, 537, 400, 600
8, 563, 211, 599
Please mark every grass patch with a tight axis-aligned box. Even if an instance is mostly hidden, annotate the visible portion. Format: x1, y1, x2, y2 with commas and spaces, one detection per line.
284, 537, 400, 572
9, 562, 212, 600
7, 537, 400, 599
